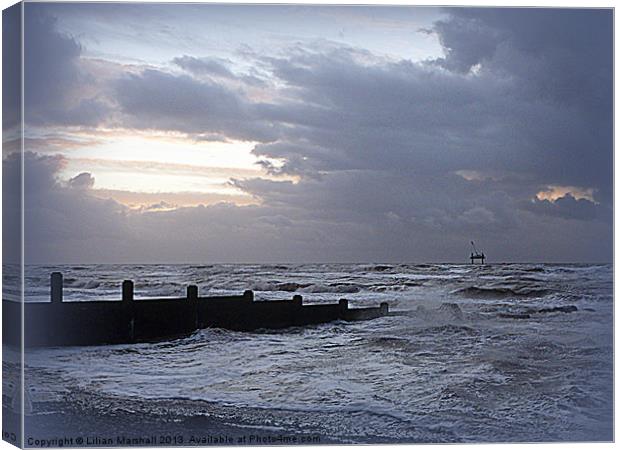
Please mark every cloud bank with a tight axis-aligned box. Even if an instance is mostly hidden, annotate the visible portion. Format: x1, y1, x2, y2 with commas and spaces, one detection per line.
13, 5, 613, 263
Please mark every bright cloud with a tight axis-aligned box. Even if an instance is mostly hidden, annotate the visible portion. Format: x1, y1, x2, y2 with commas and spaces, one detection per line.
536, 185, 597, 203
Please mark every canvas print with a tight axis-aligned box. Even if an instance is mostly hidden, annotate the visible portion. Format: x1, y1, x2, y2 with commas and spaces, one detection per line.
2, 2, 613, 446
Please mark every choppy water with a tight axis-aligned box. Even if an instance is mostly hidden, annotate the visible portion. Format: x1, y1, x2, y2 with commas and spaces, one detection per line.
6, 263, 614, 442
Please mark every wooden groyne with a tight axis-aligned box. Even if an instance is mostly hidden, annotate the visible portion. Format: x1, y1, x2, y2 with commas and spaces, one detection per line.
3, 272, 389, 347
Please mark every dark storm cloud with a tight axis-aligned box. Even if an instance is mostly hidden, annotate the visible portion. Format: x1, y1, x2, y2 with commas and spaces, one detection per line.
3, 153, 133, 262
429, 8, 613, 202
249, 14, 612, 197
173, 55, 268, 86
3, 3, 21, 131
429, 15, 502, 74
24, 4, 110, 126
232, 170, 523, 237
253, 47, 518, 175
68, 172, 96, 190
243, 39, 611, 229
114, 68, 278, 142
19, 6, 613, 262
172, 55, 236, 79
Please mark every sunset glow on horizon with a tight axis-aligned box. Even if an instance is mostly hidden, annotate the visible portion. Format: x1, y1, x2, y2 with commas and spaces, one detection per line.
51, 131, 294, 206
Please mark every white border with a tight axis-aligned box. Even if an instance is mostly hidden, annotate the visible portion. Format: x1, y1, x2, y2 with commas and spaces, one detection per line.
0, 2, 615, 450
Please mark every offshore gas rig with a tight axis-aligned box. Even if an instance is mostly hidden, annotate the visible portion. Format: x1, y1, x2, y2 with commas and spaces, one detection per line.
470, 241, 485, 264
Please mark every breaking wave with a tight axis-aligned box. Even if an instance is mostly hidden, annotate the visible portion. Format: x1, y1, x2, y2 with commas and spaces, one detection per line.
248, 281, 361, 294
453, 286, 551, 299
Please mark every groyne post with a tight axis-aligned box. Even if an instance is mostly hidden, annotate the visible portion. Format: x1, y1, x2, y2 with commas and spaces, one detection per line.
293, 294, 303, 307
244, 290, 254, 302
122, 280, 135, 341
380, 302, 389, 315
122, 280, 134, 303
51, 272, 63, 303
187, 285, 199, 328
339, 298, 348, 315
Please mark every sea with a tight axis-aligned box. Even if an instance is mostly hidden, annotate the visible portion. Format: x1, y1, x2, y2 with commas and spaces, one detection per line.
3, 263, 614, 443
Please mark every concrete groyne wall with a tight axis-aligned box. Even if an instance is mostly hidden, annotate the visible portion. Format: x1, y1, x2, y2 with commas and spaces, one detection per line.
4, 273, 389, 347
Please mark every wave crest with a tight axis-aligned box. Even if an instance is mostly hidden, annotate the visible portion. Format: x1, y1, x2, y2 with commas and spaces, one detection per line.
453, 286, 551, 299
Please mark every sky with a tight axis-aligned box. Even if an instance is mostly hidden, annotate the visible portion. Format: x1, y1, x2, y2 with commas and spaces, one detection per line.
2, 3, 613, 263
